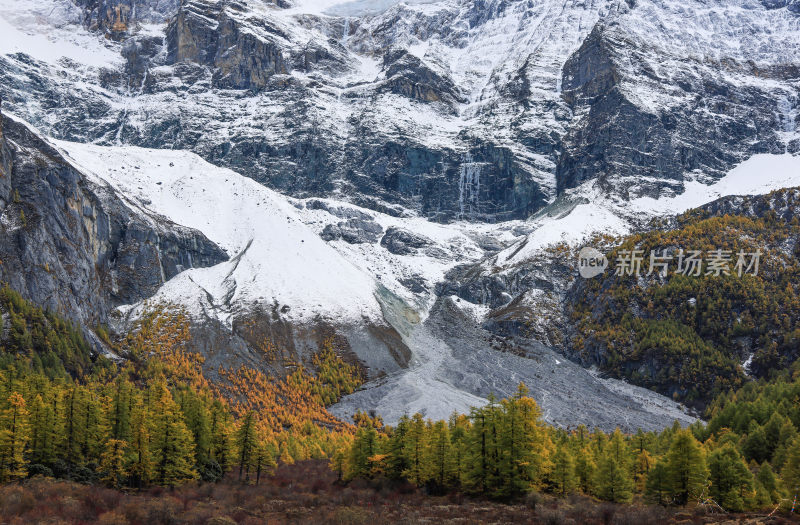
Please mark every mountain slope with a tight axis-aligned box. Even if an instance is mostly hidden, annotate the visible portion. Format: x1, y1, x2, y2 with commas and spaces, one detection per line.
0, 0, 799, 431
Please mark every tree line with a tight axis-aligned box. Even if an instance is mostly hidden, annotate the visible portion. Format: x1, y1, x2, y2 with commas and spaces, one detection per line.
341, 381, 800, 512
0, 286, 358, 487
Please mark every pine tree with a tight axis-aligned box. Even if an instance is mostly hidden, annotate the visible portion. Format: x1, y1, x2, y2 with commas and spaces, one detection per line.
645, 460, 672, 506
149, 382, 197, 486
574, 446, 596, 494
402, 413, 427, 486
425, 419, 452, 489
707, 444, 753, 511
551, 444, 577, 496
235, 412, 258, 482
594, 429, 634, 503
782, 436, 800, 497
665, 429, 708, 505
128, 396, 153, 488
0, 392, 30, 481
100, 439, 128, 488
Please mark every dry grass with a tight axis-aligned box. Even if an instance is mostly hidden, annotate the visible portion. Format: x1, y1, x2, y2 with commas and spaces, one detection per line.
0, 461, 796, 525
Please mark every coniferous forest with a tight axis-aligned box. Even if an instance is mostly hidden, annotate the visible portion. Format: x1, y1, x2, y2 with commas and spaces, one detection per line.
1, 283, 800, 524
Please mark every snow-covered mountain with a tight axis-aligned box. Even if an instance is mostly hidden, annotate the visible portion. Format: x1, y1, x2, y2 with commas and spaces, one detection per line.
0, 0, 798, 429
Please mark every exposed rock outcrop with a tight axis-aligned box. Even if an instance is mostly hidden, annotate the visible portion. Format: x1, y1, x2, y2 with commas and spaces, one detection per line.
0, 113, 227, 329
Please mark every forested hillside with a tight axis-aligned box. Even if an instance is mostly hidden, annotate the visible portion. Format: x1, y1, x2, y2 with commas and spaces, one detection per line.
0, 286, 361, 486
568, 188, 800, 406
2, 283, 800, 522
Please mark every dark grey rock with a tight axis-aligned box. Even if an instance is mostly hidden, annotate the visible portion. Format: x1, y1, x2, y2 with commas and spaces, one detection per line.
380, 226, 432, 255
557, 21, 794, 199
321, 218, 383, 244
0, 113, 227, 332
379, 48, 464, 108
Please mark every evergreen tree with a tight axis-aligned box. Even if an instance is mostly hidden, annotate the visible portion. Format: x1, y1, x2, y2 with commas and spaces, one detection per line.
550, 444, 577, 496
574, 446, 596, 494
402, 413, 427, 485
782, 436, 800, 497
100, 439, 128, 488
149, 382, 198, 486
0, 392, 30, 481
645, 460, 672, 506
707, 444, 753, 511
235, 412, 258, 481
425, 419, 452, 489
665, 429, 708, 505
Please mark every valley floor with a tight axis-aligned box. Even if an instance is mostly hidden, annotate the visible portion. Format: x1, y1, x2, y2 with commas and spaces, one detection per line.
0, 460, 795, 525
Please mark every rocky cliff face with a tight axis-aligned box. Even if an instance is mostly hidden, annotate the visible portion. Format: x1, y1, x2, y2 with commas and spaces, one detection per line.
0, 0, 798, 427
558, 3, 799, 198
1, 0, 797, 224
74, 0, 179, 34
0, 112, 226, 331
165, 1, 291, 90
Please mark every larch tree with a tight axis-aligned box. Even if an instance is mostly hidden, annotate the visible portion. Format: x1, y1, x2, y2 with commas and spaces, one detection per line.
551, 443, 577, 496
665, 429, 708, 505
0, 392, 30, 481
781, 436, 800, 499
645, 460, 672, 506
149, 381, 198, 486
386, 415, 410, 480
100, 438, 128, 488
128, 396, 154, 488
402, 413, 427, 486
594, 429, 634, 503
574, 446, 597, 494
448, 413, 469, 487
425, 419, 452, 490
707, 444, 753, 511
235, 411, 258, 481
